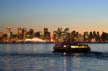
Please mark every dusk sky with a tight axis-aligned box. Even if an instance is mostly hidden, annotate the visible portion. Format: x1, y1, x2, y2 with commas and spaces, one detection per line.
0, 0, 108, 33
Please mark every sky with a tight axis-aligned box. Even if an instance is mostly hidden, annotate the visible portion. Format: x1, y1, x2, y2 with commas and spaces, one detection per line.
0, 0, 108, 33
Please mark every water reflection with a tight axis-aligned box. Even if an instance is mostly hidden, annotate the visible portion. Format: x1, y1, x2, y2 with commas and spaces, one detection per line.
5, 44, 11, 53
63, 51, 108, 71
63, 53, 81, 71
1, 44, 108, 71
72, 54, 80, 71
0, 44, 54, 54
17, 44, 22, 54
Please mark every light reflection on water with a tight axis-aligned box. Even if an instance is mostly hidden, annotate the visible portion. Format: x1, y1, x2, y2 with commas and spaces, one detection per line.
63, 54, 81, 71
0, 44, 108, 71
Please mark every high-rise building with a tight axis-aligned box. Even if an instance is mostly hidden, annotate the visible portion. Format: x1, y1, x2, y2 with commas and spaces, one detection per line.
17, 27, 27, 40
43, 28, 51, 41
17, 27, 23, 40
7, 27, 13, 42
52, 31, 57, 42
22, 28, 27, 40
44, 28, 48, 33
26, 29, 34, 39
83, 32, 89, 42
34, 31, 42, 38
53, 28, 64, 42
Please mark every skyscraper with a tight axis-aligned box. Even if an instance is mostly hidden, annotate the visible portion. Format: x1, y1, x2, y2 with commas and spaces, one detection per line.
44, 28, 51, 41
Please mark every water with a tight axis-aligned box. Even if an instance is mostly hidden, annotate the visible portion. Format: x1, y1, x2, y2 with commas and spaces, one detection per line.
0, 43, 108, 71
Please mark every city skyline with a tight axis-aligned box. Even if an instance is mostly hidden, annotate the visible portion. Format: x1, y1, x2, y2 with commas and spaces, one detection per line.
0, 0, 108, 33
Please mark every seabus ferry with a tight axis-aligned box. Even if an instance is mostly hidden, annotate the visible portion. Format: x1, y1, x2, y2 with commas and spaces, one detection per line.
53, 42, 90, 53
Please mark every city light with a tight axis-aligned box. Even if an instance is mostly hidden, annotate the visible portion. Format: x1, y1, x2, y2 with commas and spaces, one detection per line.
25, 38, 45, 42
0, 27, 108, 43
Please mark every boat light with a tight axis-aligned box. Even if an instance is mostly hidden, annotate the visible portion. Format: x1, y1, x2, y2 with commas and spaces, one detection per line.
71, 46, 79, 48
71, 45, 87, 48
64, 45, 66, 48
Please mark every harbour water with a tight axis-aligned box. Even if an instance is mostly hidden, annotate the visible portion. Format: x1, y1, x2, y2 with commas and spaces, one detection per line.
0, 43, 108, 71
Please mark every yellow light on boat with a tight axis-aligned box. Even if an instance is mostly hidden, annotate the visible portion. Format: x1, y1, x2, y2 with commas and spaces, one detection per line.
71, 45, 87, 48
64, 45, 66, 48
71, 46, 79, 48
81, 46, 86, 48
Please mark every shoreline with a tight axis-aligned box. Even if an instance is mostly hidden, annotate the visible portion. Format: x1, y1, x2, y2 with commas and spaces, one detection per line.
0, 42, 108, 44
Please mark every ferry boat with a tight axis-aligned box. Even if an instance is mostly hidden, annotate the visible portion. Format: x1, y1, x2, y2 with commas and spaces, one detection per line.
53, 42, 91, 53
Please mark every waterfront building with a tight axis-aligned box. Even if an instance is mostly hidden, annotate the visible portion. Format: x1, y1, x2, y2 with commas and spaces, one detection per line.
101, 32, 108, 42
17, 27, 23, 40
63, 28, 70, 40
83, 32, 89, 42
52, 31, 57, 42
89, 32, 93, 42
17, 27, 27, 41
34, 31, 42, 38
55, 28, 62, 42
22, 28, 27, 40
96, 32, 100, 42
43, 28, 51, 41
2, 34, 7, 42
53, 28, 70, 42
77, 34, 83, 42
26, 29, 34, 39
7, 27, 13, 42
70, 30, 78, 42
